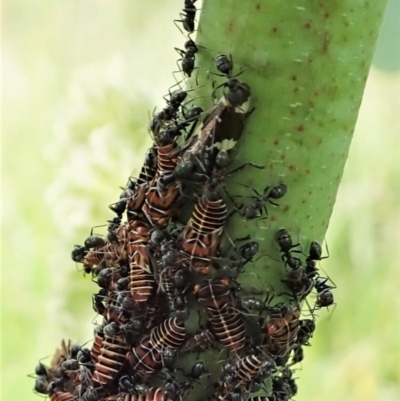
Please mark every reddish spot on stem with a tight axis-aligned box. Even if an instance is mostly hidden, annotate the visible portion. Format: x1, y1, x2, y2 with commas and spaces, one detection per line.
297, 125, 304, 132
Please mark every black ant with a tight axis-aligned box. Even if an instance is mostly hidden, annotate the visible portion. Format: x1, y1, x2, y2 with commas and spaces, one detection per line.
175, 39, 199, 78
174, 0, 198, 34
149, 89, 189, 137
314, 276, 336, 310
237, 183, 287, 220
71, 245, 87, 263
305, 239, 329, 279
212, 54, 250, 107
275, 228, 302, 269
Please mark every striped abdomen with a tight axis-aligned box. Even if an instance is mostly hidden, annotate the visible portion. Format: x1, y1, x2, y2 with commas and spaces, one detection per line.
128, 337, 161, 379
264, 306, 300, 357
209, 308, 245, 352
127, 147, 157, 217
179, 194, 227, 274
150, 318, 186, 351
235, 354, 274, 384
156, 143, 177, 175
142, 178, 180, 227
84, 242, 127, 271
50, 392, 74, 401
129, 250, 155, 302
196, 278, 232, 313
90, 326, 104, 364
92, 335, 128, 386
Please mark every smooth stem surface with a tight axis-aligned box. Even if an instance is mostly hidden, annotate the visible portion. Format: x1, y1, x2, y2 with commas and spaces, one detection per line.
188, 0, 386, 293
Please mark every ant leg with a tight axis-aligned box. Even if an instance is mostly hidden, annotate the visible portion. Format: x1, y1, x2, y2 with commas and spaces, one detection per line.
173, 17, 186, 36
172, 59, 184, 85
226, 162, 265, 177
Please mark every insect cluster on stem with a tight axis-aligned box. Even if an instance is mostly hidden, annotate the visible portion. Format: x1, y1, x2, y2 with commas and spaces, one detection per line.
33, 2, 336, 400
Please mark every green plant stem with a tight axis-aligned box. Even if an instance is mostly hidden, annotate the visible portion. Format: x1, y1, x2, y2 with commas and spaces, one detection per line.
188, 0, 386, 289
181, 0, 387, 399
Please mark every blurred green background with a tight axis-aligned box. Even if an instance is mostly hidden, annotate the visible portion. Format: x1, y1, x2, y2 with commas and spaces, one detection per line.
2, 1, 400, 400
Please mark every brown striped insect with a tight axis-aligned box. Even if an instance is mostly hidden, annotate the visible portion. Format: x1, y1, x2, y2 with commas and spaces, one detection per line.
263, 304, 301, 359
179, 329, 215, 354
129, 259, 155, 303
128, 337, 161, 379
82, 220, 149, 273
209, 311, 245, 352
142, 142, 181, 227
128, 246, 154, 302
234, 353, 276, 387
82, 241, 128, 273
50, 391, 75, 401
195, 278, 232, 313
92, 334, 128, 386
128, 318, 186, 379
149, 318, 186, 352
126, 145, 158, 220
90, 325, 105, 365
124, 221, 155, 303
178, 190, 227, 274
195, 278, 245, 352
84, 219, 149, 273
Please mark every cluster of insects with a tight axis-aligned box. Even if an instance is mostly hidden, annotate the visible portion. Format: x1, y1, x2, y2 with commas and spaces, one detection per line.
31, 2, 336, 400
